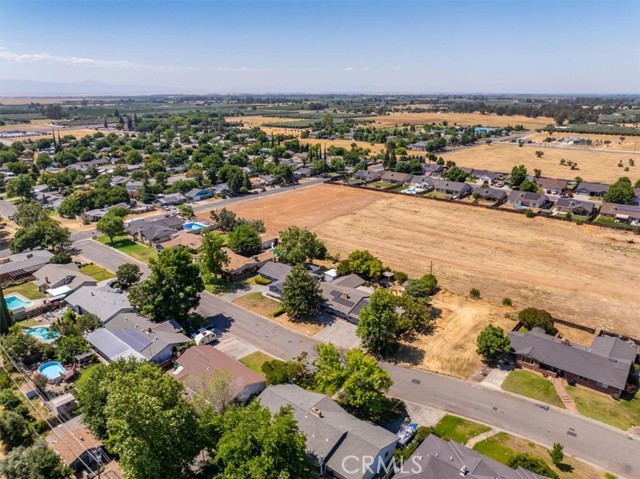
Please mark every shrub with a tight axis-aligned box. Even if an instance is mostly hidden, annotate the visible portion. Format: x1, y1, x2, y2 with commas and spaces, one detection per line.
518, 307, 557, 335
469, 288, 481, 299
254, 275, 271, 286
273, 307, 286, 317
502, 297, 512, 307
507, 454, 558, 479
525, 209, 536, 218
0, 390, 22, 410
394, 271, 408, 284
50, 253, 72, 264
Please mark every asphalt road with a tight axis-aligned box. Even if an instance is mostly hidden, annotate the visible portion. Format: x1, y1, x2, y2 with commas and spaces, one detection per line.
0, 199, 17, 218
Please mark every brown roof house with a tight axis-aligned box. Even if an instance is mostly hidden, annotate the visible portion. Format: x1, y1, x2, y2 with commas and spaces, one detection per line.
599, 203, 640, 224
509, 328, 637, 398
173, 345, 266, 403
537, 177, 568, 195
508, 190, 549, 209
380, 171, 413, 184
47, 424, 108, 475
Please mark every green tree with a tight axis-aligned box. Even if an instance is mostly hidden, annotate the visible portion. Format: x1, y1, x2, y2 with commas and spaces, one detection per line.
443, 165, 467, 182
404, 274, 438, 303
212, 402, 318, 479
510, 165, 528, 188
337, 250, 383, 281
116, 263, 142, 289
261, 359, 310, 386
508, 454, 559, 479
357, 288, 400, 356
96, 212, 125, 244
0, 410, 33, 451
13, 201, 48, 227
6, 174, 34, 201
0, 287, 12, 335
178, 204, 194, 218
518, 307, 557, 335
476, 325, 510, 362
281, 264, 323, 321
227, 224, 261, 256
54, 335, 89, 364
550, 442, 564, 467
519, 179, 538, 192
52, 309, 100, 337
469, 288, 481, 299
199, 231, 228, 283
274, 226, 327, 265
0, 440, 73, 479
314, 343, 347, 394
104, 362, 202, 479
211, 207, 237, 232
396, 295, 433, 341
603, 177, 635, 205
129, 246, 204, 322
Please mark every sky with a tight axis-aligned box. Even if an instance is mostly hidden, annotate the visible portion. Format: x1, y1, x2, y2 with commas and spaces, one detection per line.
1, 0, 639, 94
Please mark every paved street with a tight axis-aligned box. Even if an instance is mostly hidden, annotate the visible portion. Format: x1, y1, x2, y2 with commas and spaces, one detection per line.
73, 238, 150, 277
0, 199, 17, 219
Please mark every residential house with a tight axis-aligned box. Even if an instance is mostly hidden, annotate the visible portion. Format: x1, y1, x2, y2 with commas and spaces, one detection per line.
421, 163, 444, 176
222, 248, 275, 280
65, 284, 133, 324
599, 203, 640, 224
33, 190, 64, 210
125, 180, 144, 197
395, 434, 550, 479
468, 169, 502, 184
258, 262, 293, 298
380, 171, 413, 184
472, 187, 507, 203
173, 345, 266, 402
509, 328, 637, 398
110, 176, 128, 187
80, 202, 130, 223
575, 182, 610, 197
185, 188, 213, 202
158, 232, 203, 253
155, 192, 187, 207
410, 176, 436, 190
508, 190, 549, 209
33, 263, 97, 297
85, 312, 190, 364
353, 170, 381, 183
259, 233, 278, 250
126, 215, 184, 245
259, 384, 398, 479
553, 198, 596, 216
537, 177, 568, 195
433, 179, 473, 198
259, 174, 277, 186
320, 274, 371, 323
46, 425, 108, 476
212, 182, 229, 196
294, 167, 313, 179
410, 141, 429, 151
0, 250, 53, 283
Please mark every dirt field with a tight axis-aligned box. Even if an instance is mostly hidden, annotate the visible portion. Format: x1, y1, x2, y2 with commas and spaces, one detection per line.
366, 112, 555, 130
218, 184, 640, 340
0, 97, 77, 105
440, 142, 640, 184
526, 131, 640, 152
0, 119, 100, 142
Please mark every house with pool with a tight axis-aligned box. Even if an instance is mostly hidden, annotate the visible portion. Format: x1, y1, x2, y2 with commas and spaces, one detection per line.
33, 263, 97, 298
0, 250, 53, 284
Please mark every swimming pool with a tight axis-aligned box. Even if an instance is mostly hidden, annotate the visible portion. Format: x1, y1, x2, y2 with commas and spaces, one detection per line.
26, 326, 61, 342
183, 222, 206, 230
38, 361, 66, 381
5, 295, 32, 311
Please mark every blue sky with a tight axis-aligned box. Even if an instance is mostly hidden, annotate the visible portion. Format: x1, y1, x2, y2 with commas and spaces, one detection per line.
1, 0, 639, 94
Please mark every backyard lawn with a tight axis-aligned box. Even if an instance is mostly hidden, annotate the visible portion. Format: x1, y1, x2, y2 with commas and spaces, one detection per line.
96, 235, 157, 263
501, 370, 565, 409
239, 351, 273, 375
80, 264, 115, 281
74, 364, 101, 392
433, 415, 490, 444
566, 385, 640, 431
4, 282, 46, 300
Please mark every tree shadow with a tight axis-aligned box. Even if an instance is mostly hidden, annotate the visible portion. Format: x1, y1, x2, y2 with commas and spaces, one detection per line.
391, 344, 426, 366
558, 463, 574, 473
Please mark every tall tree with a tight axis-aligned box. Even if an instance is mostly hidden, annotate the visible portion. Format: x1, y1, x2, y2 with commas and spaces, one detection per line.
96, 212, 125, 244
129, 246, 204, 322
337, 250, 383, 281
6, 174, 34, 201
476, 325, 510, 362
356, 288, 400, 356
281, 264, 323, 321
116, 263, 142, 289
0, 410, 33, 451
199, 231, 228, 283
274, 226, 327, 265
510, 164, 528, 188
0, 440, 72, 479
227, 224, 261, 256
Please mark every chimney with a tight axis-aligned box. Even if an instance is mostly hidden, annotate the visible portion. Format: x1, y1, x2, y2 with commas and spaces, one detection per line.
27, 253, 33, 259
45, 277, 49, 283
310, 407, 323, 418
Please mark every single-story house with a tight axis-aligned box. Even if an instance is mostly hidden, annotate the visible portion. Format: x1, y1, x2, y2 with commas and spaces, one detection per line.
158, 232, 203, 253
395, 434, 550, 479
222, 248, 275, 281
421, 163, 444, 176
508, 190, 549, 209
509, 328, 637, 398
259, 384, 398, 479
537, 177, 568, 195
110, 176, 128, 187
155, 193, 187, 207
259, 174, 277, 186
410, 141, 429, 151
472, 187, 507, 202
575, 182, 610, 197
33, 263, 97, 296
380, 171, 413, 185
599, 203, 640, 223
126, 215, 184, 245
410, 176, 436, 190
0, 250, 53, 283
185, 188, 213, 202
320, 274, 371, 323
80, 202, 131, 223
33, 191, 64, 210
65, 284, 134, 324
553, 198, 596, 216
258, 262, 293, 298
468, 169, 503, 184
173, 345, 266, 402
259, 234, 278, 250
85, 312, 190, 364
353, 170, 382, 183
212, 182, 230, 196
125, 180, 144, 196
47, 425, 108, 475
294, 167, 313, 178
433, 179, 473, 198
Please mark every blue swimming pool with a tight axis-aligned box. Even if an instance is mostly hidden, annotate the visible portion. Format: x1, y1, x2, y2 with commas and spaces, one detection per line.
26, 326, 60, 342
183, 222, 206, 230
38, 361, 65, 380
5, 295, 32, 311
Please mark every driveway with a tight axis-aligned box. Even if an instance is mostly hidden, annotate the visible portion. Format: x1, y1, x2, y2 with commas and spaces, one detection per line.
313, 319, 360, 349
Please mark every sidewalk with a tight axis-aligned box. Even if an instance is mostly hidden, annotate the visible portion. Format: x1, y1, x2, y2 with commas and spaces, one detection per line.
552, 377, 579, 413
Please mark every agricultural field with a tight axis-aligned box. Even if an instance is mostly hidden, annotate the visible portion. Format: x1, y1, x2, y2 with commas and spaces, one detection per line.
526, 131, 640, 152
0, 118, 100, 141
218, 184, 640, 340
439, 142, 640, 184
365, 112, 555, 130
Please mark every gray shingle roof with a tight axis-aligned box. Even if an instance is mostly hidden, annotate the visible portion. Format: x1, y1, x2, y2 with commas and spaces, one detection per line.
0, 250, 53, 275
258, 262, 292, 283
65, 285, 133, 323
509, 329, 636, 390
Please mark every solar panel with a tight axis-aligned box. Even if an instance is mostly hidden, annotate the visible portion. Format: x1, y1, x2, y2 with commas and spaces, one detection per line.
114, 329, 153, 352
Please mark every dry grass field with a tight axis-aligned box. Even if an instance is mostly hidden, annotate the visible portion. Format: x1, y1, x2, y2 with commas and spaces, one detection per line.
219, 184, 640, 340
0, 119, 99, 141
526, 131, 640, 152
366, 112, 555, 130
0, 97, 75, 105
439, 142, 640, 184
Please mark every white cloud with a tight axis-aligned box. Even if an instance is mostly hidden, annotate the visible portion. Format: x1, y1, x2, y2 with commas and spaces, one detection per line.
393, 66, 402, 70
215, 66, 272, 72
362, 66, 369, 71
343, 66, 354, 71
0, 48, 196, 72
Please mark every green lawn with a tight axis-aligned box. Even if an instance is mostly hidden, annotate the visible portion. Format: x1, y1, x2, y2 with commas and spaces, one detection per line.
96, 235, 158, 263
368, 181, 395, 189
566, 385, 640, 431
502, 370, 565, 408
4, 282, 46, 300
74, 364, 101, 392
79, 264, 115, 281
472, 432, 518, 464
239, 351, 274, 375
205, 278, 248, 295
233, 292, 283, 318
434, 415, 491, 445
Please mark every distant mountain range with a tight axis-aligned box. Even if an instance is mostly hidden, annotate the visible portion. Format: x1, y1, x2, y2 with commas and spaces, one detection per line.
0, 79, 200, 97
